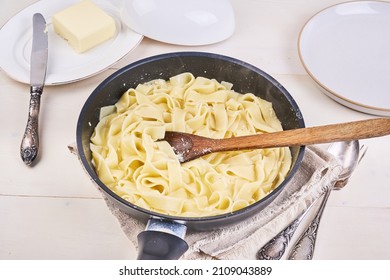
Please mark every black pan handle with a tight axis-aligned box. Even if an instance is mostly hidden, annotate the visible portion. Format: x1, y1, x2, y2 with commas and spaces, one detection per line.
137, 231, 188, 260
137, 218, 189, 260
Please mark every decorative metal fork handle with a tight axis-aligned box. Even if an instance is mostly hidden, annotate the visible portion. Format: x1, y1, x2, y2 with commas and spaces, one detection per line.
256, 194, 321, 260
256, 213, 304, 260
20, 86, 42, 165
287, 177, 350, 260
257, 144, 366, 260
287, 185, 333, 260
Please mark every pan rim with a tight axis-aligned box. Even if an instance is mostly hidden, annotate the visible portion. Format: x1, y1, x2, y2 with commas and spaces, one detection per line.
76, 51, 306, 224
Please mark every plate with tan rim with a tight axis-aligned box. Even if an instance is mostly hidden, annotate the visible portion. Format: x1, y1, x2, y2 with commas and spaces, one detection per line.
298, 1, 390, 116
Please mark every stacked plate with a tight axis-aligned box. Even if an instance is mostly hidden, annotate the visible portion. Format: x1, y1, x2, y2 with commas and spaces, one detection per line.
298, 1, 390, 116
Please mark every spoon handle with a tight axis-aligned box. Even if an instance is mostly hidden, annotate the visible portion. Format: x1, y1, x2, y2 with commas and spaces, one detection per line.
257, 209, 307, 259
20, 89, 41, 165
215, 118, 390, 152
287, 185, 333, 260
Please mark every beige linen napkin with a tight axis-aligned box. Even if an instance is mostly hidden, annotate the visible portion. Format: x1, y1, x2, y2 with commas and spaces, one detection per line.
69, 145, 342, 260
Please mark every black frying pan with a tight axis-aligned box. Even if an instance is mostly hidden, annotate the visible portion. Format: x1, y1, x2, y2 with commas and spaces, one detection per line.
76, 52, 305, 259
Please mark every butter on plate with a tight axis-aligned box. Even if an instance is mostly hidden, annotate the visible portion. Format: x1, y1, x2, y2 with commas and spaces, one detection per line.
52, 0, 116, 53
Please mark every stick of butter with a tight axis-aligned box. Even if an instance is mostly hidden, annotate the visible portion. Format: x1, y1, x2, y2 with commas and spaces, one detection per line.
52, 0, 116, 53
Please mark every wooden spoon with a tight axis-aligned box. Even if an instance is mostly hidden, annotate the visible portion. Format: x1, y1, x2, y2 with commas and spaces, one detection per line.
161, 117, 390, 163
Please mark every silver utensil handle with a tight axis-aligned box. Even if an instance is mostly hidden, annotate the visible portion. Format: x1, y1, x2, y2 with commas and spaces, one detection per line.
256, 213, 303, 260
257, 192, 322, 260
288, 186, 332, 260
20, 87, 42, 165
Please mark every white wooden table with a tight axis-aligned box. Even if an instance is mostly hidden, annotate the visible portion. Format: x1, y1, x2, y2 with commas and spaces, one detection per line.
1, 0, 389, 260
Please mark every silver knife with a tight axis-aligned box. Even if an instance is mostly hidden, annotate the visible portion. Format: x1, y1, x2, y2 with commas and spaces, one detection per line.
20, 13, 48, 165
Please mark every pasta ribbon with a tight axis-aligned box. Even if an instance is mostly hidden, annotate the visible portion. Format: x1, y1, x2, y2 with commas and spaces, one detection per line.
90, 73, 291, 217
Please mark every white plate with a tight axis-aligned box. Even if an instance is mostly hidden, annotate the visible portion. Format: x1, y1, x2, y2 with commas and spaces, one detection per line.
119, 0, 235, 46
298, 1, 390, 116
0, 0, 143, 85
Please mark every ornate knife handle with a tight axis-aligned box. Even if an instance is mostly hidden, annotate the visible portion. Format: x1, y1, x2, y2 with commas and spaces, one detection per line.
20, 86, 42, 165
287, 186, 332, 260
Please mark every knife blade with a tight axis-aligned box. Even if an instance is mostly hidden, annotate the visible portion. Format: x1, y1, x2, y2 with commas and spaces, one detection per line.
20, 13, 48, 165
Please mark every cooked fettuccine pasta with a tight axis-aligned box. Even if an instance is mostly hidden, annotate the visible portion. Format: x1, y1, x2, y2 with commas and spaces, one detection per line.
90, 73, 291, 217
